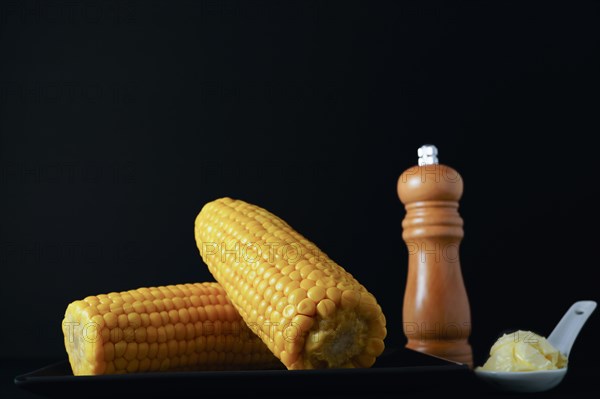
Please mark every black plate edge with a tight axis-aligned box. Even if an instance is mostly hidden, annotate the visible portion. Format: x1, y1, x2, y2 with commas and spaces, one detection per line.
16, 361, 468, 386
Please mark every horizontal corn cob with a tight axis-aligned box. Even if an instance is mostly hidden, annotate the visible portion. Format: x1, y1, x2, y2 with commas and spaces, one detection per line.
195, 198, 387, 369
62, 282, 282, 375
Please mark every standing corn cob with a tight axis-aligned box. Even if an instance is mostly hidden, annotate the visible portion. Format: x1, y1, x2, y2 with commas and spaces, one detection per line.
62, 282, 282, 375
195, 198, 387, 369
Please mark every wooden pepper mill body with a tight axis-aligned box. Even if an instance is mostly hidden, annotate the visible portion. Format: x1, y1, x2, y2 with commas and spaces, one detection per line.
397, 149, 473, 367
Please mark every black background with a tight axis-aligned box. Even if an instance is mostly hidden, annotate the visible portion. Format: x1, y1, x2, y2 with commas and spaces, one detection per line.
1, 0, 600, 395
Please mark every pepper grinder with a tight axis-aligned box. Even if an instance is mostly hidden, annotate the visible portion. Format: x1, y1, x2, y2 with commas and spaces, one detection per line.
397, 145, 473, 367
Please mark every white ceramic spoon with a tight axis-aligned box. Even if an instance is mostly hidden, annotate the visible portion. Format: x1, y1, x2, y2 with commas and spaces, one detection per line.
475, 300, 597, 393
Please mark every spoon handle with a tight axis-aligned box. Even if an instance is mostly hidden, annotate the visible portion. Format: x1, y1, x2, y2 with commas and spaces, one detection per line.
548, 301, 597, 358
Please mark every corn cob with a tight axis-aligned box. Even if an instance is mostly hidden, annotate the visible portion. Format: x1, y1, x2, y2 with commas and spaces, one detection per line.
62, 282, 282, 375
195, 198, 387, 369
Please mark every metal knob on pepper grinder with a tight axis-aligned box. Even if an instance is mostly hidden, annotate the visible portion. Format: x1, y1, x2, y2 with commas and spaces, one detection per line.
397, 145, 473, 367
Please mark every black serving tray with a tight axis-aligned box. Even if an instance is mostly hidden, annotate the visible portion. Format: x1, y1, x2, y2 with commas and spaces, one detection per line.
15, 347, 472, 398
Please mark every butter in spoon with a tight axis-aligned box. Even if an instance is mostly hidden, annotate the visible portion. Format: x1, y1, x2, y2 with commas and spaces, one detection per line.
475, 300, 596, 393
